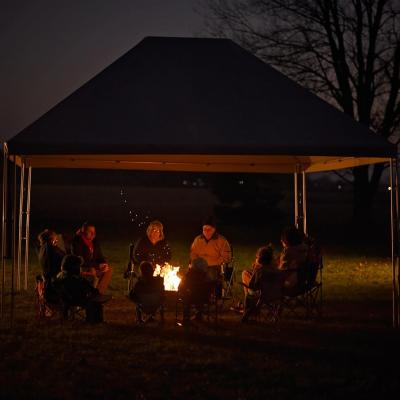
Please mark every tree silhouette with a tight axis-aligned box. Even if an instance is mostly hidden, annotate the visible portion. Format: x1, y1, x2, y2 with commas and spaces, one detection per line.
203, 0, 400, 222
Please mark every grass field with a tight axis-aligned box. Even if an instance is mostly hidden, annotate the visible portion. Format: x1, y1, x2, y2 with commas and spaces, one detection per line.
0, 237, 399, 399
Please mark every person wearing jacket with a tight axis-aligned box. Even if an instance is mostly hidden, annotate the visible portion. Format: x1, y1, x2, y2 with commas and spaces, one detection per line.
130, 220, 172, 269
189, 216, 232, 281
71, 222, 113, 294
37, 229, 66, 281
278, 226, 308, 289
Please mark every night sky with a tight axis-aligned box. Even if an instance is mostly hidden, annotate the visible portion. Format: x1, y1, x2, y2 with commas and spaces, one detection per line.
0, 0, 204, 143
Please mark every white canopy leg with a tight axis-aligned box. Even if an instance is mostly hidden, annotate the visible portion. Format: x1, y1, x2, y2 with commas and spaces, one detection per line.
1, 143, 8, 318
10, 160, 18, 326
294, 171, 298, 227
302, 171, 307, 236
24, 166, 32, 291
17, 162, 25, 292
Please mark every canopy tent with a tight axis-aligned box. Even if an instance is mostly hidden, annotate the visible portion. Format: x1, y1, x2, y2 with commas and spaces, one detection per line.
6, 37, 395, 170
1, 36, 399, 326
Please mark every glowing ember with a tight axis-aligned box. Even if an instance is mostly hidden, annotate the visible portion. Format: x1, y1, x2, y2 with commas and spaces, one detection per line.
153, 263, 181, 291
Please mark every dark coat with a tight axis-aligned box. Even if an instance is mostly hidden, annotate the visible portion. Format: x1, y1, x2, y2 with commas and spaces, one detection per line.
55, 272, 99, 305
178, 268, 211, 304
132, 236, 171, 267
130, 276, 165, 303
71, 235, 106, 271
38, 243, 66, 280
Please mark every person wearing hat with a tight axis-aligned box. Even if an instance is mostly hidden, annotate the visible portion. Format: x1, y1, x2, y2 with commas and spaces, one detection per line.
189, 217, 232, 281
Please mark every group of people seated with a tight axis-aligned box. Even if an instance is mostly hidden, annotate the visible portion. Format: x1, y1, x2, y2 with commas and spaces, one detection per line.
126, 217, 231, 325
125, 216, 231, 280
37, 215, 316, 325
241, 226, 317, 322
37, 222, 113, 322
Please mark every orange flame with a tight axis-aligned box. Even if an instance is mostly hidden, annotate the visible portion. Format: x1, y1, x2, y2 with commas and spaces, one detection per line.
153, 263, 181, 291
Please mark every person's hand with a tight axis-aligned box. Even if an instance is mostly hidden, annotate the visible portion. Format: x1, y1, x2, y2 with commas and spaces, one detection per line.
99, 263, 110, 272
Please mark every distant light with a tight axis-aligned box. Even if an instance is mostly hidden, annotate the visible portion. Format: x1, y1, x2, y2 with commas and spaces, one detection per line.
337, 184, 342, 190
238, 180, 244, 185
388, 186, 392, 191
182, 180, 188, 186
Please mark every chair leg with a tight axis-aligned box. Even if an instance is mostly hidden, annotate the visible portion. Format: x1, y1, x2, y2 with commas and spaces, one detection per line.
160, 306, 165, 325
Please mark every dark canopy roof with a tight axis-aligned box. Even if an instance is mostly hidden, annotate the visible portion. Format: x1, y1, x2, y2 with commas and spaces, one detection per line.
6, 36, 396, 173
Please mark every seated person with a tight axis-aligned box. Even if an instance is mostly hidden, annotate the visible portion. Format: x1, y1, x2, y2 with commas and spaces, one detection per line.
37, 229, 66, 282
241, 245, 283, 322
190, 217, 231, 298
178, 257, 210, 323
190, 217, 232, 282
242, 244, 277, 293
278, 226, 308, 289
126, 220, 172, 278
37, 229, 66, 305
71, 222, 113, 294
129, 261, 165, 324
56, 254, 110, 322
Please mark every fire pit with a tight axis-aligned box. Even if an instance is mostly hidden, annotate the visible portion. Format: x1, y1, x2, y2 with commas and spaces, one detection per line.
153, 263, 182, 307
153, 263, 181, 292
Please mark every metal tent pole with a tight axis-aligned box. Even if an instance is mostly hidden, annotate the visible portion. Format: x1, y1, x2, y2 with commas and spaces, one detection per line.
11, 159, 17, 326
24, 166, 31, 291
294, 171, 298, 228
302, 171, 308, 236
389, 159, 399, 328
1, 143, 8, 318
16, 162, 25, 292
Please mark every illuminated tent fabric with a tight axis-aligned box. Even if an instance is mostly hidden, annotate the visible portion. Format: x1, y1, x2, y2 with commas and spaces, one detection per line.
6, 36, 396, 172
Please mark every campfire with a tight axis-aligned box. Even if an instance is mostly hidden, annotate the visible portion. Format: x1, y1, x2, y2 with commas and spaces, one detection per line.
153, 263, 181, 291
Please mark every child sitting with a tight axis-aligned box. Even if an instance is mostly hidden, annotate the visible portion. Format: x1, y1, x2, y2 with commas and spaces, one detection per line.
278, 226, 309, 290
129, 261, 165, 324
241, 245, 282, 322
56, 254, 110, 322
178, 257, 211, 324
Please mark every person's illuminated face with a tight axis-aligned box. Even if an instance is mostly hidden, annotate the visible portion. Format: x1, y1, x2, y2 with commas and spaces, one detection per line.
148, 226, 162, 244
50, 232, 58, 246
83, 225, 96, 241
202, 225, 216, 240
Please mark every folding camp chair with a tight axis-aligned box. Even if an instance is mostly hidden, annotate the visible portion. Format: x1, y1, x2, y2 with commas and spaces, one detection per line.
34, 275, 86, 322
125, 243, 138, 294
176, 280, 219, 326
241, 270, 286, 324
34, 275, 59, 321
134, 291, 165, 325
281, 253, 323, 319
219, 259, 238, 311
